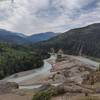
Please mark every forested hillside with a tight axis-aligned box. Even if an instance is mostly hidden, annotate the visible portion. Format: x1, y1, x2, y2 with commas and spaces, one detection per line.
33, 23, 100, 58
0, 43, 43, 79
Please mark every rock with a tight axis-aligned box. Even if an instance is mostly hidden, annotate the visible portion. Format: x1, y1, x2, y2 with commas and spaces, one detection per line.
95, 88, 100, 93
64, 86, 83, 93
38, 83, 51, 91
0, 82, 19, 94
14, 90, 26, 96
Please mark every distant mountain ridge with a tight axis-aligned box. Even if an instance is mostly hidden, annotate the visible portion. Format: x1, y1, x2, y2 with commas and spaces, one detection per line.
28, 32, 57, 43
0, 29, 27, 44
0, 29, 57, 44
33, 23, 100, 58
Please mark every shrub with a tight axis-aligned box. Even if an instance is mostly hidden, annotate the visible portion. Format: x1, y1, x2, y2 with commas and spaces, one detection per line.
32, 91, 52, 100
32, 86, 66, 100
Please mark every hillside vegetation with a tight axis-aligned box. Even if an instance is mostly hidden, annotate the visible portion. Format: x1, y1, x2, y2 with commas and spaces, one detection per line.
0, 43, 43, 79
33, 23, 100, 58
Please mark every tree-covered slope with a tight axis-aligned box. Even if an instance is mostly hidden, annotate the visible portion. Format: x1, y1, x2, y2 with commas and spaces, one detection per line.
0, 43, 43, 79
33, 23, 100, 58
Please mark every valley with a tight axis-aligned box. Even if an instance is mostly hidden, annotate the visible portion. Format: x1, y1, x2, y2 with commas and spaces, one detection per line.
0, 23, 100, 100
0, 0, 100, 99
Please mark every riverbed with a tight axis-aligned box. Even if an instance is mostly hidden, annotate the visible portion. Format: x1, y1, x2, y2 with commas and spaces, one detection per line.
2, 55, 56, 89
2, 55, 99, 89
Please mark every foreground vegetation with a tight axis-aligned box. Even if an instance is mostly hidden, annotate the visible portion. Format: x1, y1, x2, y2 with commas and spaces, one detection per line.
0, 43, 43, 79
32, 85, 66, 100
32, 86, 100, 100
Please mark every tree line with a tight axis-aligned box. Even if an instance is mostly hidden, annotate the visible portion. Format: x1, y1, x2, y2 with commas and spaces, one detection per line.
0, 43, 43, 79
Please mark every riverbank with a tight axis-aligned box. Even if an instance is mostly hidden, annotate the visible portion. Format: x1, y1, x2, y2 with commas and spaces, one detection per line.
1, 56, 54, 86
3, 54, 99, 87
0, 55, 100, 100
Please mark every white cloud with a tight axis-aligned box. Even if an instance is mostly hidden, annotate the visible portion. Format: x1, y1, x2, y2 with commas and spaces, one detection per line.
0, 0, 100, 35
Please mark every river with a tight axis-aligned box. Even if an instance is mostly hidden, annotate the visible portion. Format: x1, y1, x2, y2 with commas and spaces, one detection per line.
3, 55, 56, 89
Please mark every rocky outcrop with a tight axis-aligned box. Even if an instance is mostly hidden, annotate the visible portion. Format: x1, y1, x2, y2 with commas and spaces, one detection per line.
0, 82, 19, 94
82, 71, 100, 85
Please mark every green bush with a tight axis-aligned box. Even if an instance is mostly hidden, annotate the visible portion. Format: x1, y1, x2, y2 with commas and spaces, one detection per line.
32, 86, 66, 100
32, 91, 52, 100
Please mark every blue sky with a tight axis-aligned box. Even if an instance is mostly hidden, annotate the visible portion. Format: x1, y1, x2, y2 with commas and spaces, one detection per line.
0, 0, 100, 35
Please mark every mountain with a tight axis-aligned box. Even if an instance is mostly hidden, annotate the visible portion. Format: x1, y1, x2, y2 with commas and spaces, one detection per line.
28, 32, 57, 43
0, 29, 27, 44
33, 23, 100, 58
0, 29, 57, 44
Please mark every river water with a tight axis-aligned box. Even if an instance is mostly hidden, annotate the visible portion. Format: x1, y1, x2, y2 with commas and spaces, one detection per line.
3, 55, 56, 89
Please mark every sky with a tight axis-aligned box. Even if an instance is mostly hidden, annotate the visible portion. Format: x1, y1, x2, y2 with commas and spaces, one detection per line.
0, 0, 100, 35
